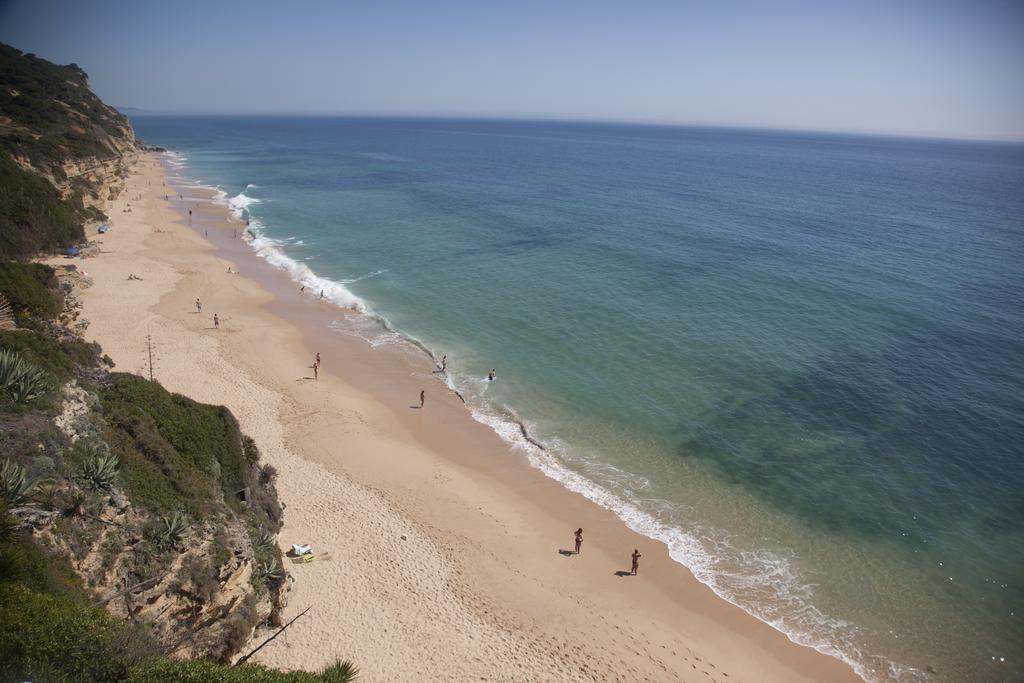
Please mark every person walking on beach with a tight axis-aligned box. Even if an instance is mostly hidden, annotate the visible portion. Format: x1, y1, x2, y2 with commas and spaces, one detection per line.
213, 313, 219, 330
574, 528, 583, 555
419, 390, 426, 408
313, 362, 318, 381
195, 298, 202, 313
488, 369, 496, 381
441, 354, 447, 372
316, 352, 321, 366
320, 290, 325, 299
300, 286, 305, 295
631, 549, 642, 576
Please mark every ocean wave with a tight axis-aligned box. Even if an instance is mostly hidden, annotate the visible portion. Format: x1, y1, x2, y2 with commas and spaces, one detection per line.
243, 227, 366, 311
225, 191, 261, 219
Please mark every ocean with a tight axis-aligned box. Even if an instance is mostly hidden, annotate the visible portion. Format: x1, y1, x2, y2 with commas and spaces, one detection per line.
131, 115, 1024, 682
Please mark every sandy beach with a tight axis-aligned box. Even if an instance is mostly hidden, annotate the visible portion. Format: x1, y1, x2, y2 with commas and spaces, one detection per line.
55, 151, 862, 682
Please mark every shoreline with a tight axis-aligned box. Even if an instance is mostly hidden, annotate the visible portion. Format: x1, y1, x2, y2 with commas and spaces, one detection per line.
58, 151, 862, 682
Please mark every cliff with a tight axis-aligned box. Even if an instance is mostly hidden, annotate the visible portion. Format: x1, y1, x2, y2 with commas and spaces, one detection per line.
0, 43, 137, 260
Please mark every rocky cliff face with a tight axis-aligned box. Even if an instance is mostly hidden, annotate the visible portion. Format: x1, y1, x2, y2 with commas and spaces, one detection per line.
0, 42, 140, 258
1, 266, 288, 665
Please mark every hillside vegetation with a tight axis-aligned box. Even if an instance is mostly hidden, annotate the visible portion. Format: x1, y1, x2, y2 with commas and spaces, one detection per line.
0, 43, 135, 260
0, 264, 357, 681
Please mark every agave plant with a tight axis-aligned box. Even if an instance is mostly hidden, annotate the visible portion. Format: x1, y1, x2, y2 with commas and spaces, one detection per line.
0, 348, 52, 404
318, 661, 359, 683
253, 528, 276, 555
0, 349, 24, 391
0, 459, 38, 506
155, 511, 190, 549
255, 557, 284, 585
0, 294, 14, 330
77, 450, 120, 491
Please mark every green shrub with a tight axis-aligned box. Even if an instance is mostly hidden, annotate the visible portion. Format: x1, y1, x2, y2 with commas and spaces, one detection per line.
0, 347, 53, 404
0, 260, 61, 318
0, 583, 148, 683
0, 458, 38, 505
100, 373, 273, 523
126, 658, 358, 682
0, 152, 84, 261
76, 445, 120, 491
0, 328, 100, 384
153, 511, 190, 550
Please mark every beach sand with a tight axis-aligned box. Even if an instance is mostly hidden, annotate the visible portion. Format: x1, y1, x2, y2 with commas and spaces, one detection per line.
55, 152, 862, 682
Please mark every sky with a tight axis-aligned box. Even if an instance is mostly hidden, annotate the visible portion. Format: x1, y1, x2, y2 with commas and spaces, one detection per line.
1, 0, 1022, 140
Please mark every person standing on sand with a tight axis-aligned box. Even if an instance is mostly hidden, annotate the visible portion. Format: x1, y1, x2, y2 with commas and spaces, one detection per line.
196, 298, 202, 313
631, 549, 641, 575
316, 352, 321, 366
574, 528, 583, 555
313, 362, 318, 381
419, 390, 425, 408
441, 355, 447, 372
213, 314, 219, 329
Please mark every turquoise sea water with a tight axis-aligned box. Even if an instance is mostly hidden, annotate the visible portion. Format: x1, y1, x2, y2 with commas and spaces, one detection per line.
132, 116, 1024, 682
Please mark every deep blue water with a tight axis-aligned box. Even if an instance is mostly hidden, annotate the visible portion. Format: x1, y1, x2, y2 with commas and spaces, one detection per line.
131, 115, 1024, 682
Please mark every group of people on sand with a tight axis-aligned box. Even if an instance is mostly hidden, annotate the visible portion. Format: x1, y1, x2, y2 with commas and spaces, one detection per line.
572, 528, 643, 576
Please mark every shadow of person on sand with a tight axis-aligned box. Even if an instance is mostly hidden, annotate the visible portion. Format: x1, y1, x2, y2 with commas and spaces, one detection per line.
558, 549, 577, 557
409, 405, 422, 409
614, 570, 634, 577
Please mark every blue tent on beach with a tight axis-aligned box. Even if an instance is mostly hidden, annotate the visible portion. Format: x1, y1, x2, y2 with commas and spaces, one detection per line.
65, 247, 79, 256
98, 224, 109, 233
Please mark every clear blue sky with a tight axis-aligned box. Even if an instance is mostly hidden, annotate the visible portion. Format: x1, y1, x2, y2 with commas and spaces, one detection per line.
2, 0, 1022, 140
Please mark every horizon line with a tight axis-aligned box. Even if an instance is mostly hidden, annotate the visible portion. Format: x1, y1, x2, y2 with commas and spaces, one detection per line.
117, 108, 1024, 145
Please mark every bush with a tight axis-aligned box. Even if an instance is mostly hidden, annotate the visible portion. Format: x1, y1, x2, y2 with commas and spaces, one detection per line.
76, 444, 120, 491
126, 659, 359, 682
0, 583, 150, 683
0, 347, 52, 404
0, 458, 40, 506
0, 153, 84, 261
0, 327, 100, 384
0, 260, 62, 319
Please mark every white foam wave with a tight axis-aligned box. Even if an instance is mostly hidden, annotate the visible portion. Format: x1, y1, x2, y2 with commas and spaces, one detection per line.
225, 191, 261, 219
242, 225, 365, 312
